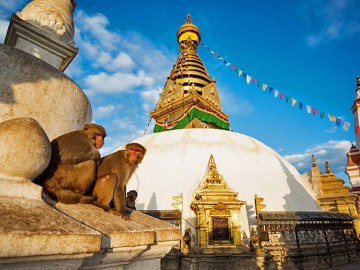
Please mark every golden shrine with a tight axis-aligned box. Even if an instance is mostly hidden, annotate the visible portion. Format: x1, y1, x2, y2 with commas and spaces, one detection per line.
190, 155, 245, 254
307, 155, 360, 236
150, 14, 229, 132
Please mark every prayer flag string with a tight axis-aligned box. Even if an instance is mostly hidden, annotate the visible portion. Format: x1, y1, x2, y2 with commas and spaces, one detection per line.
200, 43, 350, 132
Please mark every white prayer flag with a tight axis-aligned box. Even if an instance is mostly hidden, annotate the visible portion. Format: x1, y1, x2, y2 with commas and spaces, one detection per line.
306, 105, 311, 114
246, 75, 252, 84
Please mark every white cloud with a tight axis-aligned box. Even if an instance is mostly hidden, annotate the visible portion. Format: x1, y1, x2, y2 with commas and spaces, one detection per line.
84, 70, 154, 94
0, 0, 27, 42
75, 11, 120, 51
0, 20, 9, 43
94, 105, 115, 119
0, 0, 26, 17
303, 0, 360, 47
93, 51, 134, 72
284, 140, 351, 175
140, 88, 162, 111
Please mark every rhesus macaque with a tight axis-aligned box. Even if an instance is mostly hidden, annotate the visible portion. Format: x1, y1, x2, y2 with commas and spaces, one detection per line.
35, 124, 106, 204
92, 143, 146, 219
126, 190, 138, 214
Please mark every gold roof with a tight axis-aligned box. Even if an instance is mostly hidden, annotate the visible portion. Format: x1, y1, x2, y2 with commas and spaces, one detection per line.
150, 14, 228, 131
176, 14, 201, 44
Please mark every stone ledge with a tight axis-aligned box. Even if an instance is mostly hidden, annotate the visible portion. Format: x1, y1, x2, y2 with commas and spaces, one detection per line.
0, 197, 101, 258
0, 194, 181, 269
56, 203, 182, 249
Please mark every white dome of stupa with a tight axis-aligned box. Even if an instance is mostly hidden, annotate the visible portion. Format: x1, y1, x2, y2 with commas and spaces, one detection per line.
128, 128, 322, 231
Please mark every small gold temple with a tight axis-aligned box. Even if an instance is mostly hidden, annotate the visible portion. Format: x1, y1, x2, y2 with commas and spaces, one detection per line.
190, 155, 245, 253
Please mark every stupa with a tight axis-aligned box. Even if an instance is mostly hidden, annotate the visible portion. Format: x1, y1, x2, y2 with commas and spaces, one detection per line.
126, 14, 360, 269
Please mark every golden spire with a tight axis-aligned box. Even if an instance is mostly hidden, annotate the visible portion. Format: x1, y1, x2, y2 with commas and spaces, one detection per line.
312, 154, 318, 168
176, 13, 201, 50
356, 76, 360, 91
207, 154, 219, 180
325, 160, 333, 174
150, 14, 229, 132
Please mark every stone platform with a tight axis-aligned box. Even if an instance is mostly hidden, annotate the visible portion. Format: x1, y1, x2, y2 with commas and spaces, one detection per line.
0, 193, 181, 270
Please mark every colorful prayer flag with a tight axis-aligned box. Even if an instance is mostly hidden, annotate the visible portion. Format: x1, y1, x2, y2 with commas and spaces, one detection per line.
328, 114, 336, 122
274, 90, 279, 98
291, 98, 297, 106
238, 69, 243, 76
246, 74, 252, 84
343, 121, 350, 131
306, 105, 311, 114
269, 87, 273, 94
312, 108, 318, 116
320, 111, 325, 119
262, 84, 267, 91
280, 93, 284, 99
336, 118, 342, 127
299, 102, 303, 110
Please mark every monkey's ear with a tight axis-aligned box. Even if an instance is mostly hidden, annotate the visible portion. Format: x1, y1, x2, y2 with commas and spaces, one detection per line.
83, 124, 90, 131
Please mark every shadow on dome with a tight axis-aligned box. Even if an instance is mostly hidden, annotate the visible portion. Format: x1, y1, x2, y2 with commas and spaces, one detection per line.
278, 158, 320, 211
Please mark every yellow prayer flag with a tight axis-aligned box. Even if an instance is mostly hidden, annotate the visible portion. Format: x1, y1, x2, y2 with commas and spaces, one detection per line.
291, 98, 297, 106
328, 114, 336, 122
262, 84, 267, 91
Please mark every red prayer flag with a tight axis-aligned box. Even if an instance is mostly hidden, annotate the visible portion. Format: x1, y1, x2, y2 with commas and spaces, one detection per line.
280, 93, 284, 99
312, 108, 318, 116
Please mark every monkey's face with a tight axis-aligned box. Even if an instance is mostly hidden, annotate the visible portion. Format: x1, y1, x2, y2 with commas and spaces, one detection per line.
127, 147, 144, 164
128, 192, 137, 201
95, 133, 105, 149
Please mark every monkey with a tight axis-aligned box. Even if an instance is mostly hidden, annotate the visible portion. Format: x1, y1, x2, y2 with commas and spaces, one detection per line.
35, 123, 106, 204
91, 143, 146, 219
126, 190, 138, 214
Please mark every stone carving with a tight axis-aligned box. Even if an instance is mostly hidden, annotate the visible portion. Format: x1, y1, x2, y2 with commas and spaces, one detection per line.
17, 0, 76, 44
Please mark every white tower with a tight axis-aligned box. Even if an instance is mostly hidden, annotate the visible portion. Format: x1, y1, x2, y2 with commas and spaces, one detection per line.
346, 76, 360, 193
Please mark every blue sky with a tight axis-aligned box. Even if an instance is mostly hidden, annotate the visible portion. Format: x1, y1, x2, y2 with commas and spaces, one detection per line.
1, 0, 360, 182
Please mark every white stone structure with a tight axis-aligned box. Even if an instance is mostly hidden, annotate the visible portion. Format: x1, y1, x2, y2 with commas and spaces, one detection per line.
128, 129, 322, 241
0, 44, 91, 141
0, 1, 181, 269
5, 0, 78, 71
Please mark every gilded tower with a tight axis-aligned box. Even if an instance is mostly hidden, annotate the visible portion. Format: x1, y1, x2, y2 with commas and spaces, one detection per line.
150, 14, 229, 132
346, 76, 360, 193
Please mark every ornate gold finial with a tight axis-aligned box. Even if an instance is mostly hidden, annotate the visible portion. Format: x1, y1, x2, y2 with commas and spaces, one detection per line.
186, 13, 192, 24
325, 160, 333, 174
207, 154, 219, 180
356, 76, 360, 90
312, 154, 317, 167
177, 13, 201, 47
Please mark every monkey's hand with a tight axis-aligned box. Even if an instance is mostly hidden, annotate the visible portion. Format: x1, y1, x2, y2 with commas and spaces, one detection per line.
110, 209, 131, 220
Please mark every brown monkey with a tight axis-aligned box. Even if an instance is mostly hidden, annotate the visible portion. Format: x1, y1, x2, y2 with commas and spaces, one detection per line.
35, 123, 106, 204
126, 190, 138, 214
92, 143, 146, 219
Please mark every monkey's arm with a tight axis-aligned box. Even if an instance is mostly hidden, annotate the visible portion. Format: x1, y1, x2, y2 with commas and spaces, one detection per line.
113, 182, 129, 219
52, 132, 100, 165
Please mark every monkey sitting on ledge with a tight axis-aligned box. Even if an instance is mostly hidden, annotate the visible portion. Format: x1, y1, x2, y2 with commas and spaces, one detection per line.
126, 190, 138, 214
92, 143, 146, 220
35, 123, 106, 204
